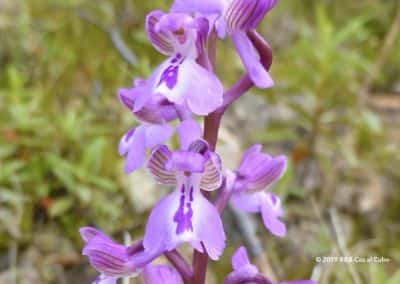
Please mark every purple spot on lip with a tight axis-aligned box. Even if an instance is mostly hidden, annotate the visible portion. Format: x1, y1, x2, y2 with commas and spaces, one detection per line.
158, 65, 179, 89
173, 184, 194, 235
158, 54, 184, 90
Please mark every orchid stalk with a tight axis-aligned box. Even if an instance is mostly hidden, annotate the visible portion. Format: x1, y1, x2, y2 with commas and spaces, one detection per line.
80, 1, 317, 283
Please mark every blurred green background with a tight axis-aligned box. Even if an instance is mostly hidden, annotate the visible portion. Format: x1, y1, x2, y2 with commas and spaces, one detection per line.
0, 0, 399, 283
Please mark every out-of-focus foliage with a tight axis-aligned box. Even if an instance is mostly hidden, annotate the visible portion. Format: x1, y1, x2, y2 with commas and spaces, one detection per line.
0, 0, 399, 283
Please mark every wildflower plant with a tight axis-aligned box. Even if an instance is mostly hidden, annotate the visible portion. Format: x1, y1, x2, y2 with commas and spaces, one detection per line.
80, 0, 316, 283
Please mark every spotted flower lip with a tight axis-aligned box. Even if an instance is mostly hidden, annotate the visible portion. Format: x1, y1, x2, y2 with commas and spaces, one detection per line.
224, 246, 316, 284
79, 227, 159, 284
143, 11, 224, 116
171, 0, 276, 88
143, 120, 225, 260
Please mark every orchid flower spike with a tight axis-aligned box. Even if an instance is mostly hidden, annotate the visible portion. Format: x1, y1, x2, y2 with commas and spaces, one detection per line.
79, 227, 159, 284
143, 119, 226, 260
141, 11, 223, 116
172, 0, 277, 88
224, 246, 316, 284
228, 144, 287, 237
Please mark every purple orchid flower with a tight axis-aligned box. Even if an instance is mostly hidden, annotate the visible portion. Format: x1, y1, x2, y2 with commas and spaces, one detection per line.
224, 246, 316, 284
143, 119, 226, 260
142, 264, 183, 284
171, 0, 277, 88
229, 144, 287, 237
139, 10, 224, 116
80, 227, 158, 284
118, 79, 176, 173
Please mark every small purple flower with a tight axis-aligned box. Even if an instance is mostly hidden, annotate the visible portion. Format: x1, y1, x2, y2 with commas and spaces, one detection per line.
143, 120, 226, 260
118, 79, 177, 173
142, 264, 183, 284
143, 11, 223, 115
229, 144, 287, 237
224, 246, 316, 284
172, 0, 276, 88
118, 78, 178, 124
80, 227, 158, 284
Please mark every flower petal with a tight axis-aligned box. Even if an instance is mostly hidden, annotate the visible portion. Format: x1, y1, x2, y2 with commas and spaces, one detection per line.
82, 239, 136, 276
200, 152, 222, 191
143, 188, 225, 260
155, 58, 223, 115
171, 0, 225, 15
181, 59, 224, 115
80, 227, 113, 243
142, 265, 183, 284
230, 191, 263, 213
231, 31, 273, 89
177, 119, 202, 149
143, 191, 182, 254
145, 124, 174, 149
118, 127, 136, 156
148, 145, 177, 185
93, 275, 117, 284
124, 125, 147, 173
260, 193, 286, 237
237, 145, 287, 192
146, 10, 175, 56
231, 246, 251, 270
279, 282, 316, 284
192, 193, 226, 260
225, 0, 277, 31
166, 150, 205, 173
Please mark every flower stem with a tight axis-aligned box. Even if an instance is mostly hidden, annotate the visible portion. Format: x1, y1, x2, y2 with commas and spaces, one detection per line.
165, 250, 194, 283
193, 29, 273, 284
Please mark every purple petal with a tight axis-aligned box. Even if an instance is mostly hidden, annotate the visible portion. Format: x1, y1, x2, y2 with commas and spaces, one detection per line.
146, 10, 175, 56
225, 0, 277, 31
238, 144, 264, 171
93, 276, 116, 284
148, 145, 177, 185
143, 186, 225, 260
230, 191, 263, 213
124, 125, 147, 173
145, 124, 174, 149
165, 151, 205, 173
200, 152, 222, 191
191, 191, 226, 260
118, 87, 136, 110
177, 119, 202, 149
246, 155, 287, 191
231, 31, 273, 89
171, 0, 225, 14
279, 281, 317, 284
118, 127, 136, 156
261, 193, 286, 237
80, 227, 113, 243
180, 59, 224, 115
231, 246, 251, 270
237, 145, 287, 192
142, 265, 183, 284
143, 191, 183, 254
155, 58, 223, 115
82, 239, 136, 276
